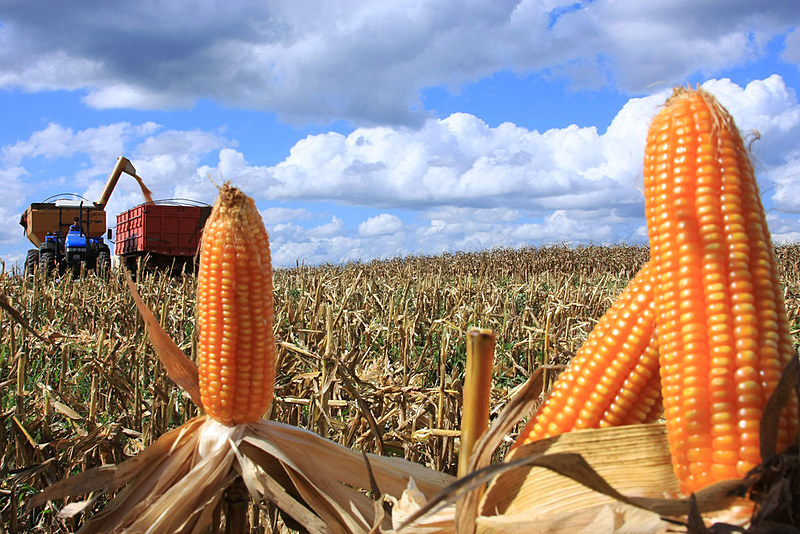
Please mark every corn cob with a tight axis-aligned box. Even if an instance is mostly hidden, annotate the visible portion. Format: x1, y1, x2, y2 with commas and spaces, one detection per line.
643, 87, 798, 494
515, 262, 662, 446
197, 183, 276, 425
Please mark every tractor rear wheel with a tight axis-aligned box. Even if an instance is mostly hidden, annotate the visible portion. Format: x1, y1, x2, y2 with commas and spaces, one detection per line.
40, 250, 55, 275
24, 249, 39, 277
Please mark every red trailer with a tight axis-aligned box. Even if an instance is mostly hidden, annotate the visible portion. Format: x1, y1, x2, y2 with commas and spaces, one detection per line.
115, 202, 212, 272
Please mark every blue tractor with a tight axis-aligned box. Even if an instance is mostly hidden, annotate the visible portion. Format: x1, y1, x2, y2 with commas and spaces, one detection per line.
36, 214, 112, 275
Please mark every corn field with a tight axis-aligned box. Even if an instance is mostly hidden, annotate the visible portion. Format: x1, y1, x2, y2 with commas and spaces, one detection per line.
1, 244, 799, 532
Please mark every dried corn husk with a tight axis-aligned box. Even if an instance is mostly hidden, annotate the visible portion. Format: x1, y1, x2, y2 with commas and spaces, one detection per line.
477, 424, 750, 533
396, 358, 800, 534
395, 424, 748, 533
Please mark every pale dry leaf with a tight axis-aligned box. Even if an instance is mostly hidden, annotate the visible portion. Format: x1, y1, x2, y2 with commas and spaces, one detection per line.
247, 419, 454, 498
483, 423, 679, 517
231, 440, 328, 533
56, 496, 102, 520
126, 446, 236, 533
391, 478, 456, 534
475, 503, 668, 534
77, 425, 202, 533
243, 424, 377, 533
51, 400, 83, 420
479, 423, 751, 531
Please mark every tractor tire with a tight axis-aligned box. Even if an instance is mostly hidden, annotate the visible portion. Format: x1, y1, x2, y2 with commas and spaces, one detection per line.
96, 250, 111, 274
123, 256, 138, 274
24, 249, 39, 277
39, 250, 55, 276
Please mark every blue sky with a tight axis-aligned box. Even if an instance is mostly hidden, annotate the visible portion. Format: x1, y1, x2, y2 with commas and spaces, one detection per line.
1, 1, 800, 268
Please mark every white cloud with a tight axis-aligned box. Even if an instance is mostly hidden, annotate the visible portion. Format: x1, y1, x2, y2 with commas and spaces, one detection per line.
767, 213, 800, 244
307, 216, 345, 238
2, 122, 133, 168
270, 230, 362, 267
0, 1, 797, 124
422, 206, 521, 223
0, 166, 29, 256
771, 160, 800, 214
213, 95, 668, 220
358, 213, 404, 236
188, 76, 800, 265
83, 84, 193, 111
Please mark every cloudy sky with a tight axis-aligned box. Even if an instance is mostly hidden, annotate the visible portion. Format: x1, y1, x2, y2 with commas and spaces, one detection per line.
2, 1, 799, 268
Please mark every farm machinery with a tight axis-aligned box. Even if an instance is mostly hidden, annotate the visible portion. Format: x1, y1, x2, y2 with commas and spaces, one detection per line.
20, 156, 139, 276
20, 156, 212, 276
114, 201, 211, 273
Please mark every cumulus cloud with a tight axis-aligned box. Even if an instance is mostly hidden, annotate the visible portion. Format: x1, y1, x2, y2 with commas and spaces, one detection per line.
307, 216, 345, 238
258, 107, 660, 214
211, 89, 671, 228
768, 213, 800, 244
0, 1, 797, 125
270, 223, 363, 267
195, 76, 800, 265
1, 122, 153, 170
2, 76, 799, 268
782, 27, 800, 66
358, 213, 404, 236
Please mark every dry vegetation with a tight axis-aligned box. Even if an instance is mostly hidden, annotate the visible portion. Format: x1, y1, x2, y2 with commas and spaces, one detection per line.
1, 244, 798, 532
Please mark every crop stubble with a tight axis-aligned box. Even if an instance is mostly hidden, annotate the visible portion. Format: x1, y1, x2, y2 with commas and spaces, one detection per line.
1, 244, 798, 532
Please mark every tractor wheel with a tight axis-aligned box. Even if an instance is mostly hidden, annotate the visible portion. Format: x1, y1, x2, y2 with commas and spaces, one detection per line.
24, 249, 39, 277
39, 250, 55, 276
96, 250, 111, 274
123, 256, 138, 274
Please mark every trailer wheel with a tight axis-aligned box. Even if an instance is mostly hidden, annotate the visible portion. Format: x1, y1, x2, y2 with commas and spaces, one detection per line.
24, 249, 39, 277
40, 250, 55, 275
123, 256, 138, 274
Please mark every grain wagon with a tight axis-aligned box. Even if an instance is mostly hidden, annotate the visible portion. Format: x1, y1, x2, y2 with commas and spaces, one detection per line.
115, 201, 212, 273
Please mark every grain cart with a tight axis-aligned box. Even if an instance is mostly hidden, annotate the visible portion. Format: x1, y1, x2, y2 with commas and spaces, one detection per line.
115, 201, 212, 273
20, 156, 139, 276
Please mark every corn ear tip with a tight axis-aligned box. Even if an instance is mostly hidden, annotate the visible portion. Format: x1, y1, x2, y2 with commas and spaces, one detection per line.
214, 181, 248, 208
661, 86, 738, 138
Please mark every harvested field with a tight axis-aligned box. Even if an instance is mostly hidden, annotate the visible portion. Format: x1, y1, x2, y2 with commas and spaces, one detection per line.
1, 244, 799, 532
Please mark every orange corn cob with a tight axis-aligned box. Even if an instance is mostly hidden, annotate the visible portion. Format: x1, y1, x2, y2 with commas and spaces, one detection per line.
197, 184, 276, 425
643, 87, 798, 494
515, 262, 662, 446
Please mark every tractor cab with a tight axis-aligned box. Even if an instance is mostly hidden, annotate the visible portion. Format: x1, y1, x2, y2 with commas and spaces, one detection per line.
64, 218, 90, 265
